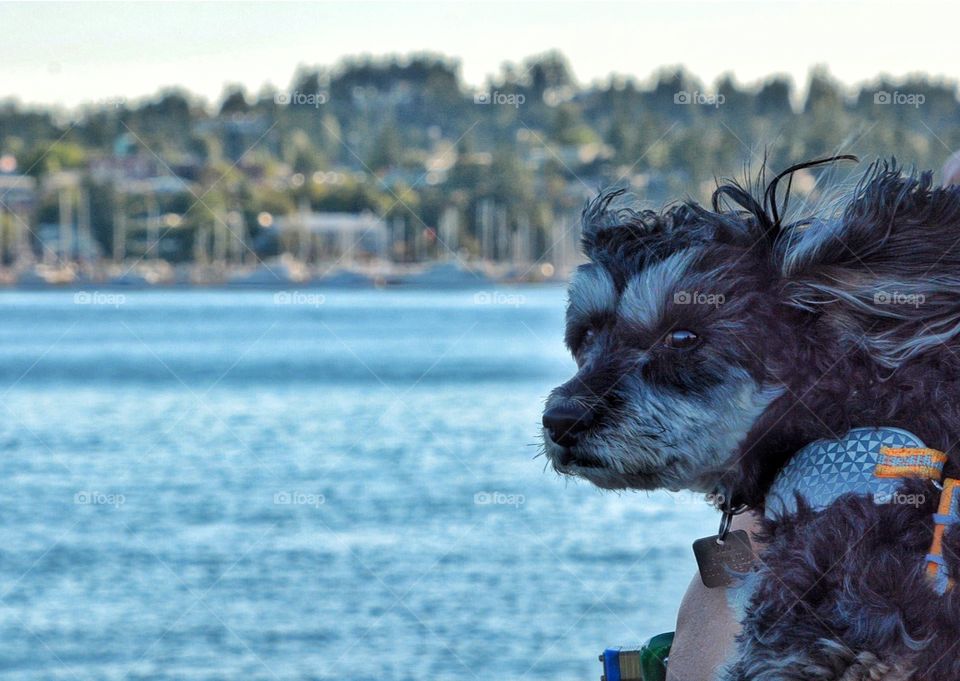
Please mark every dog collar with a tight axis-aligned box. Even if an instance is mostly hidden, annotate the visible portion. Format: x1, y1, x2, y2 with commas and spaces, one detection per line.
764, 426, 958, 593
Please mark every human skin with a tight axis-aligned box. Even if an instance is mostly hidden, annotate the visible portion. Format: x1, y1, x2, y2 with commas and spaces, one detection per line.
943, 151, 960, 185
666, 513, 761, 681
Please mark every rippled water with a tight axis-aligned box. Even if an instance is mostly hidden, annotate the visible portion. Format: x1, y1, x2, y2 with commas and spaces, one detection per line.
0, 287, 715, 680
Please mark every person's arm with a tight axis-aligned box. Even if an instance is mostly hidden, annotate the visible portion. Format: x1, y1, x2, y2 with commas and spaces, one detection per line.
665, 512, 760, 681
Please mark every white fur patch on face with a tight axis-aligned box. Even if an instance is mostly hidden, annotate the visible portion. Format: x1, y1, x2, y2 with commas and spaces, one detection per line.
567, 266, 616, 321
619, 248, 702, 330
545, 370, 782, 492
625, 376, 781, 492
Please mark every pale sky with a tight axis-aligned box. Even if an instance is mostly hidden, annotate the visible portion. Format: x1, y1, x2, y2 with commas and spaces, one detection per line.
2, 0, 959, 109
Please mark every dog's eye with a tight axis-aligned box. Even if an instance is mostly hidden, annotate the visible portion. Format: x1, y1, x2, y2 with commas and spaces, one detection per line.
573, 327, 598, 359
664, 329, 699, 349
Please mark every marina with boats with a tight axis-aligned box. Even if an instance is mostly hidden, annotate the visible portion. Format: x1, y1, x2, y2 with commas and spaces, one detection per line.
0, 168, 579, 289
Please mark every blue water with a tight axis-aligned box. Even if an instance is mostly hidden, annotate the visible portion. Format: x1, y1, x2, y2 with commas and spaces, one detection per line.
0, 287, 715, 680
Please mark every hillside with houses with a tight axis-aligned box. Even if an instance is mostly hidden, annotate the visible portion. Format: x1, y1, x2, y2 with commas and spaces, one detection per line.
1, 52, 958, 287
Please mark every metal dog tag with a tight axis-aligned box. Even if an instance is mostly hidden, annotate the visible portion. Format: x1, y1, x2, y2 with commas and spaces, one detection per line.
693, 529, 754, 588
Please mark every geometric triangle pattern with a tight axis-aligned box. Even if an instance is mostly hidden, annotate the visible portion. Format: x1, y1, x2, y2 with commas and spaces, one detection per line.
765, 426, 931, 518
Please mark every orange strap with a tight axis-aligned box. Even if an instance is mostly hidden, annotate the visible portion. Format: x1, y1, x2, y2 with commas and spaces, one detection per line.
927, 478, 959, 592
869, 446, 954, 592
874, 446, 947, 480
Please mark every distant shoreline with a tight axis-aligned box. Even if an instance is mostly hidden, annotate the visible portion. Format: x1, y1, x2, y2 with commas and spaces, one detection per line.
0, 280, 567, 292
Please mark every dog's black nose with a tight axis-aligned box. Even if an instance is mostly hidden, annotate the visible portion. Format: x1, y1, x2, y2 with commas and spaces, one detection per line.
542, 403, 594, 447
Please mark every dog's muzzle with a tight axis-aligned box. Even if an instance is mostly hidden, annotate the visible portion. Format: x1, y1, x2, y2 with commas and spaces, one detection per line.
542, 402, 594, 448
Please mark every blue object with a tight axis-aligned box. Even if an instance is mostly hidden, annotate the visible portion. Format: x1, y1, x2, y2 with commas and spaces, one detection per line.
601, 648, 623, 681
599, 633, 673, 681
765, 426, 936, 517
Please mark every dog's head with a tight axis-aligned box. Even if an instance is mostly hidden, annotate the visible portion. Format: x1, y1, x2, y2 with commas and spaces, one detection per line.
543, 159, 960, 496
541, 185, 788, 493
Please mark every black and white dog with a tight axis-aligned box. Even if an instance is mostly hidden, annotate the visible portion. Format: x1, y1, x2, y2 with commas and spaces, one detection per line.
542, 159, 960, 680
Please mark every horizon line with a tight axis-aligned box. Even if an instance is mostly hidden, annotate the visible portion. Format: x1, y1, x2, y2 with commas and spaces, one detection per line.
4, 52, 958, 115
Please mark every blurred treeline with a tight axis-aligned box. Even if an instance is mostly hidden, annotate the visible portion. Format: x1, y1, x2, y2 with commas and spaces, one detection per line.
1, 51, 958, 263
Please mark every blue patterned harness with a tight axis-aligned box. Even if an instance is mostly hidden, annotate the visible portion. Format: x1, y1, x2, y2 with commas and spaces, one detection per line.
729, 426, 954, 621
763, 427, 954, 593
766, 427, 937, 513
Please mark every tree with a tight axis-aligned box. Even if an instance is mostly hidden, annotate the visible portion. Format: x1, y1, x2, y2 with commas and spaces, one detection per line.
219, 86, 251, 116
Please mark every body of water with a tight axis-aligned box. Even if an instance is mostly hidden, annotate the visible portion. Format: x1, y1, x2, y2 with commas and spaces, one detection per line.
0, 287, 716, 680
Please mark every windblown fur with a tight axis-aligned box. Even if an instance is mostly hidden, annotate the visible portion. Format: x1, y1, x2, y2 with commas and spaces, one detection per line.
541, 158, 960, 680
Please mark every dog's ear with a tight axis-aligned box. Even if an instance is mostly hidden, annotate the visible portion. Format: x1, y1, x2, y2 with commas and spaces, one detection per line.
777, 160, 960, 367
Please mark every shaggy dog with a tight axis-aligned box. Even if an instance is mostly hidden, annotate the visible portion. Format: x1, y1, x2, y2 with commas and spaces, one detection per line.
542, 158, 960, 680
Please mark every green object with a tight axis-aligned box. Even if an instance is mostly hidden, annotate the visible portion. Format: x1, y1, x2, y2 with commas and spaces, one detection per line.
598, 632, 674, 681
639, 632, 674, 681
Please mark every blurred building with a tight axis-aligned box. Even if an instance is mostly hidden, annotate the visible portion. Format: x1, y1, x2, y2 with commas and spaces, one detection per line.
0, 171, 37, 264
273, 210, 388, 261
